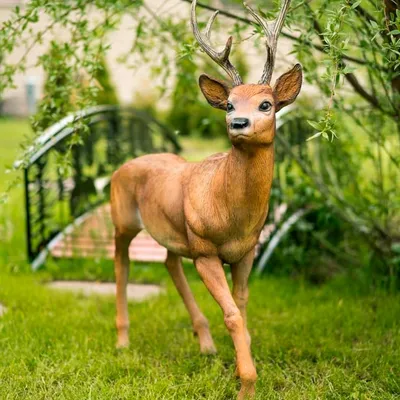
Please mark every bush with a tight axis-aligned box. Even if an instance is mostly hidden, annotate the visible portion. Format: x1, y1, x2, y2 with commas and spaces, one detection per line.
93, 56, 119, 106
259, 96, 400, 289
31, 42, 74, 132
32, 49, 118, 133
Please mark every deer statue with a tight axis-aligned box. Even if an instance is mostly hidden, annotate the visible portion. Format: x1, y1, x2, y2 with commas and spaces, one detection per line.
110, 0, 301, 398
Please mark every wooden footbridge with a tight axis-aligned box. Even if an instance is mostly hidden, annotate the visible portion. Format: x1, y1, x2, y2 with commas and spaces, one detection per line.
20, 106, 180, 269
50, 204, 167, 263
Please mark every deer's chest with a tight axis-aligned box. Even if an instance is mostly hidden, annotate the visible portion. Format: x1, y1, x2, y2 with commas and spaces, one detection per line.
217, 235, 260, 264
185, 196, 268, 264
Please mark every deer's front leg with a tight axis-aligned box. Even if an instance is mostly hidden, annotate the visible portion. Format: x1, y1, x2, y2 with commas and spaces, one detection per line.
231, 248, 255, 350
165, 251, 216, 354
195, 256, 256, 399
231, 249, 255, 378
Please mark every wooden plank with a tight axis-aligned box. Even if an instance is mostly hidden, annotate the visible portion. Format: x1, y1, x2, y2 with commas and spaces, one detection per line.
50, 204, 167, 263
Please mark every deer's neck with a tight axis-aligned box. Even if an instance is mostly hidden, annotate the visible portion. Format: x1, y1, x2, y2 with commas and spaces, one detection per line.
223, 141, 274, 214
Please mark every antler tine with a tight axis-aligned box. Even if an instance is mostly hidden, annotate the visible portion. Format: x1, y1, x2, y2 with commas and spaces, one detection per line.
274, 0, 291, 38
191, 0, 243, 86
244, 0, 292, 85
204, 10, 219, 40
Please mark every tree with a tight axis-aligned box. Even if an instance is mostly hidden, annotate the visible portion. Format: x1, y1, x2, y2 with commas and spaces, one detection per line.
0, 0, 399, 286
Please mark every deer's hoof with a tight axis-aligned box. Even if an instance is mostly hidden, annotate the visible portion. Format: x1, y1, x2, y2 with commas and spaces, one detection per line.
237, 384, 255, 400
200, 342, 217, 355
116, 336, 129, 349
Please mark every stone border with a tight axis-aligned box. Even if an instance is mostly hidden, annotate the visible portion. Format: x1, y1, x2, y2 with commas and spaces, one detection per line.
47, 281, 164, 301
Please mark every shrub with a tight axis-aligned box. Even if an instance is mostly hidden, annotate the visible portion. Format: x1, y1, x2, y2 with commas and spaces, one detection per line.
31, 42, 74, 132
93, 56, 119, 106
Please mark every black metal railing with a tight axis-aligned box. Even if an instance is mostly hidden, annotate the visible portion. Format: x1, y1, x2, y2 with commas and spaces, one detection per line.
21, 106, 181, 269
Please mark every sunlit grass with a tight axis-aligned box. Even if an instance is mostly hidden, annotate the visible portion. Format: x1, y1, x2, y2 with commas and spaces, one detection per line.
0, 270, 399, 399
0, 118, 32, 267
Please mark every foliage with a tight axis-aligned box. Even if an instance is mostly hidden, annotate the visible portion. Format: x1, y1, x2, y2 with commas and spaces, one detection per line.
33, 48, 118, 134
0, 119, 30, 267
93, 55, 119, 106
1, 269, 399, 398
166, 56, 227, 138
0, 0, 139, 200
32, 42, 74, 132
0, 0, 399, 286
245, 0, 399, 287
264, 96, 399, 288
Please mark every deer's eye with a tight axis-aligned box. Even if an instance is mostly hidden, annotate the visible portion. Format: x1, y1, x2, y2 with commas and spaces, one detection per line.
227, 102, 235, 113
259, 101, 272, 112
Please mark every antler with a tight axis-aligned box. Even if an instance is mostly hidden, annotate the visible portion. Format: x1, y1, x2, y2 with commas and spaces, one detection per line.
244, 0, 291, 85
191, 0, 243, 86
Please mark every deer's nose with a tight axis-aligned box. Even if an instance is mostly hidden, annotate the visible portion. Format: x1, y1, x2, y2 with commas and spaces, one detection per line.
230, 118, 250, 130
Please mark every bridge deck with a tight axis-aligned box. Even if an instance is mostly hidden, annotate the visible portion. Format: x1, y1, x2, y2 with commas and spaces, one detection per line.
50, 205, 167, 263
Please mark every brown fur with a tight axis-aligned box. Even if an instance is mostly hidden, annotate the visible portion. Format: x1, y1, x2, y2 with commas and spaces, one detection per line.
111, 64, 302, 399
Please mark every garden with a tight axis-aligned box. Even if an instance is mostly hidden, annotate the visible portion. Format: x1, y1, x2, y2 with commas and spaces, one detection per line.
0, 0, 399, 398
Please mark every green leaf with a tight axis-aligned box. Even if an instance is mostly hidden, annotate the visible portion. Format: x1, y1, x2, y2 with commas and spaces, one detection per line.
307, 120, 322, 130
370, 20, 379, 30
351, 0, 362, 9
306, 131, 322, 141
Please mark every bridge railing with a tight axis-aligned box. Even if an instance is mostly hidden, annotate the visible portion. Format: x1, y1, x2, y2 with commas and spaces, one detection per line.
21, 105, 181, 269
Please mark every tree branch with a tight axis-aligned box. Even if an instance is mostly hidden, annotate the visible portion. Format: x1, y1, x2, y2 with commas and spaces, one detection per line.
384, 0, 400, 95
343, 70, 382, 109
180, 0, 369, 67
303, 3, 385, 113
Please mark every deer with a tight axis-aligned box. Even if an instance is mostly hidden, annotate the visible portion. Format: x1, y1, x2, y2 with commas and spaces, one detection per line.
110, 0, 301, 398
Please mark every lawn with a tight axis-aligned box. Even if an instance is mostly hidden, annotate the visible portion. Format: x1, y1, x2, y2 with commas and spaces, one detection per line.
0, 269, 399, 399
0, 118, 33, 266
0, 119, 399, 399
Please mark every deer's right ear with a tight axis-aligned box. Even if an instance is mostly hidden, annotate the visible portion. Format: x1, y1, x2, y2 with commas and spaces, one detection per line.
273, 64, 303, 112
199, 74, 231, 110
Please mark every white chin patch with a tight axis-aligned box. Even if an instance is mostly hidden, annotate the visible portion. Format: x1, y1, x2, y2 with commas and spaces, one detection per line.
230, 127, 253, 137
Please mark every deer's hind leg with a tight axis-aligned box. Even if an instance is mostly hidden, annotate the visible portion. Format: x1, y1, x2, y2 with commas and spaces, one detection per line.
111, 170, 144, 348
114, 229, 138, 348
165, 251, 216, 354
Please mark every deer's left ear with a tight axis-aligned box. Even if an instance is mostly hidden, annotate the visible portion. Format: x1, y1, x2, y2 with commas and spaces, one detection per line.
273, 64, 302, 112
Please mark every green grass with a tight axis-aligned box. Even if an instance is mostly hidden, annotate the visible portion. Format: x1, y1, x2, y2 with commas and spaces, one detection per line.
0, 118, 32, 266
0, 269, 399, 399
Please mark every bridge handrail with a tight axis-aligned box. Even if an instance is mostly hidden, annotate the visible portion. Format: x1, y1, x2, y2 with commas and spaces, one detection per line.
21, 105, 181, 269
16, 105, 181, 169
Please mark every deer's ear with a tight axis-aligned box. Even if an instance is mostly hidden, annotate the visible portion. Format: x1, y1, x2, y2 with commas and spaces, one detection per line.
199, 74, 231, 110
273, 64, 302, 112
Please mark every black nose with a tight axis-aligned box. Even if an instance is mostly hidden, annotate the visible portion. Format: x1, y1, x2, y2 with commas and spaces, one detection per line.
231, 118, 250, 130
